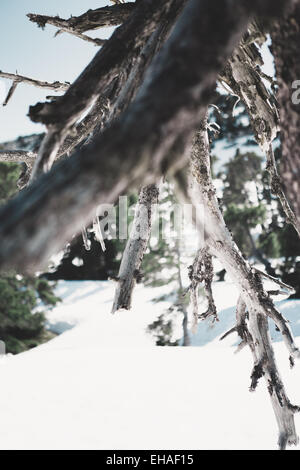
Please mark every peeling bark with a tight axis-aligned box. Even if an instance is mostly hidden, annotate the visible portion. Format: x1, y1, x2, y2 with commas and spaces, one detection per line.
189, 115, 300, 449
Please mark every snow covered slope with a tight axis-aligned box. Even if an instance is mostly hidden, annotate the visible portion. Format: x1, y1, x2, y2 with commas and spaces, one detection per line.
0, 280, 299, 450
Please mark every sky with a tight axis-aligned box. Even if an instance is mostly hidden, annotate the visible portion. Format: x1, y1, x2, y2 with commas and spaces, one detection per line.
0, 0, 114, 142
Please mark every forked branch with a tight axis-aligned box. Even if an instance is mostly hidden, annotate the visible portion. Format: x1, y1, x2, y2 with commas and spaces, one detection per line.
0, 71, 69, 106
189, 113, 300, 449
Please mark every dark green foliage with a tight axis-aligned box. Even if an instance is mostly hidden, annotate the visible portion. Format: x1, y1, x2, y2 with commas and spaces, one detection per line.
258, 230, 281, 259
220, 149, 267, 257
0, 162, 21, 203
222, 150, 263, 205
224, 203, 266, 257
142, 182, 190, 345
35, 277, 61, 306
0, 162, 60, 354
211, 91, 300, 296
142, 182, 179, 288
0, 273, 59, 354
147, 310, 179, 346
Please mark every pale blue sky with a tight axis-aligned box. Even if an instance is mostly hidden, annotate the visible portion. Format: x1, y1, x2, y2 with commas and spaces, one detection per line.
0, 0, 114, 141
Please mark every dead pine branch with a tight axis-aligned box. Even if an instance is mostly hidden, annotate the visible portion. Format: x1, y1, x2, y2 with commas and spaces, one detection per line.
0, 71, 69, 106
112, 184, 159, 313
29, 0, 180, 179
187, 247, 218, 332
266, 145, 300, 238
219, 29, 300, 239
27, 14, 106, 46
0, 1, 286, 271
188, 111, 300, 449
27, 2, 135, 36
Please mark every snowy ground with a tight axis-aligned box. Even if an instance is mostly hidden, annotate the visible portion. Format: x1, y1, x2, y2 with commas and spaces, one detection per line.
0, 279, 299, 450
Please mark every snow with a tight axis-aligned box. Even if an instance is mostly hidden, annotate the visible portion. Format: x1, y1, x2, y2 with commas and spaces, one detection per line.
0, 280, 299, 450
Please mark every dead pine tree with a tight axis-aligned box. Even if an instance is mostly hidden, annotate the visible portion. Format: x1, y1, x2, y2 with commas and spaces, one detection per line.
187, 113, 300, 450
0, 0, 299, 449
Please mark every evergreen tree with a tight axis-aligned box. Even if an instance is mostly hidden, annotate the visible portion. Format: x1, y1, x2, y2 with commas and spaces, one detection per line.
143, 181, 191, 345
0, 162, 60, 354
220, 149, 268, 258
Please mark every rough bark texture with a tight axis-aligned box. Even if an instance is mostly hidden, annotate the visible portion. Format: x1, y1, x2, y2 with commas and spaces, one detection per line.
0, 0, 257, 271
188, 248, 217, 331
0, 151, 36, 165
271, 3, 300, 227
110, 4, 186, 313
189, 117, 300, 449
27, 14, 107, 46
29, 0, 176, 178
112, 184, 159, 313
28, 3, 135, 33
220, 25, 300, 238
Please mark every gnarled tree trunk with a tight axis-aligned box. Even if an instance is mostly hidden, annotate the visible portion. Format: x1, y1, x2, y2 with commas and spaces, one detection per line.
271, 3, 300, 226
188, 115, 300, 449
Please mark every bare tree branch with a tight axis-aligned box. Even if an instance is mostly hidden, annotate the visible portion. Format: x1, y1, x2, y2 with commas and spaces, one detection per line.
27, 13, 106, 46
29, 0, 177, 179
266, 145, 300, 237
253, 266, 296, 293
0, 71, 69, 106
0, 150, 36, 164
27, 3, 135, 35
0, 0, 285, 272
219, 28, 300, 239
188, 113, 300, 449
0, 71, 69, 92
2, 2, 184, 193
187, 247, 218, 332
112, 184, 159, 313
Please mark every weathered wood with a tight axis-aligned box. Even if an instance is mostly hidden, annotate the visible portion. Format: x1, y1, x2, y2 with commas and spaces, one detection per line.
29, 0, 177, 178
0, 71, 69, 93
111, 4, 188, 312
27, 3, 135, 34
0, 150, 36, 164
189, 115, 300, 449
112, 184, 159, 313
27, 14, 107, 46
0, 0, 258, 271
188, 247, 217, 331
271, 3, 300, 228
0, 71, 69, 106
90, 0, 188, 144
266, 145, 300, 237
220, 26, 300, 238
